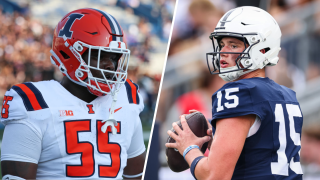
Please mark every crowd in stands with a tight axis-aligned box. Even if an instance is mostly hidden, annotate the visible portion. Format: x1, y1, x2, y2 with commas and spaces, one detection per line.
0, 10, 54, 98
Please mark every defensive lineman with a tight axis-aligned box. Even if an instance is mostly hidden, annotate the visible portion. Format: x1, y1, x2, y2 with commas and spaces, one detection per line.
1, 8, 145, 179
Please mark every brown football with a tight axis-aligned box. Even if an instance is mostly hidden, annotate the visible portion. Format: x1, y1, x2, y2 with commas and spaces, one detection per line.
166, 111, 209, 172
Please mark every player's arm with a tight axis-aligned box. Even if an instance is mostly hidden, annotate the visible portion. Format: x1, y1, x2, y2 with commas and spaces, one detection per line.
166, 114, 255, 180
1, 161, 37, 179
1, 86, 47, 179
123, 151, 146, 179
122, 105, 146, 179
193, 115, 255, 180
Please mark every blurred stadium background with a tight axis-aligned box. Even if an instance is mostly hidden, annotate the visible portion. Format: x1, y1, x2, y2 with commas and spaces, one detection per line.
0, 0, 176, 177
145, 0, 320, 180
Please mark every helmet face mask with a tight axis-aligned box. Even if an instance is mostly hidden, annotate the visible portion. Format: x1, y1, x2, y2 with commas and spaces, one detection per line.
50, 8, 130, 96
74, 41, 130, 96
206, 32, 257, 76
206, 6, 282, 81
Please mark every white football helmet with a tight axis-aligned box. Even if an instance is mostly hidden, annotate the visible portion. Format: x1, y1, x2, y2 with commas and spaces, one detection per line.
206, 6, 282, 81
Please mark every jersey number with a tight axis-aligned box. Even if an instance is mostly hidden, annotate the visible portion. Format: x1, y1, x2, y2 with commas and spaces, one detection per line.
216, 88, 239, 112
271, 104, 303, 176
1, 96, 13, 118
64, 120, 121, 177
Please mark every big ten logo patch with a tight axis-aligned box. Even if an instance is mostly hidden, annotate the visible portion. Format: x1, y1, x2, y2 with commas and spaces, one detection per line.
59, 110, 74, 117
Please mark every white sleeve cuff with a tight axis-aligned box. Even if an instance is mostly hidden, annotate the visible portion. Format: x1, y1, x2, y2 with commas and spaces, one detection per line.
123, 172, 143, 178
2, 174, 26, 180
127, 146, 145, 159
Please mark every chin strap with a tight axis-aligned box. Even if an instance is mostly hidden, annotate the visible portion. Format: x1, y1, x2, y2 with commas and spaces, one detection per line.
101, 90, 119, 134
219, 65, 255, 81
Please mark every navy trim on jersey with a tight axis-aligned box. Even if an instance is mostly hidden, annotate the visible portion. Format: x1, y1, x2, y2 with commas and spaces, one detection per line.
133, 83, 140, 104
12, 83, 48, 111
23, 82, 49, 109
125, 82, 134, 104
12, 86, 34, 111
124, 80, 140, 104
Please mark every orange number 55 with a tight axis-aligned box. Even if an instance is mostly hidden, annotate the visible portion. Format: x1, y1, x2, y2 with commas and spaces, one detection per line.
64, 120, 121, 177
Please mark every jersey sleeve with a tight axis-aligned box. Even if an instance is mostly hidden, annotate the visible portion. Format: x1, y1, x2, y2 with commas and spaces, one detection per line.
1, 123, 42, 164
0, 83, 52, 164
1, 82, 50, 123
1, 82, 51, 141
211, 81, 266, 128
1, 88, 28, 124
126, 108, 146, 159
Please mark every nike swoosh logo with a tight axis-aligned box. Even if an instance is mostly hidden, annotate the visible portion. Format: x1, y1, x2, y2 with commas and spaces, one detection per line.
114, 107, 122, 113
109, 107, 122, 113
241, 22, 252, 26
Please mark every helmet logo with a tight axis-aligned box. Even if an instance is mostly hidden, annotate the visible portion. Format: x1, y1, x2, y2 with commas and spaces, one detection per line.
58, 13, 84, 39
118, 42, 121, 48
219, 9, 235, 27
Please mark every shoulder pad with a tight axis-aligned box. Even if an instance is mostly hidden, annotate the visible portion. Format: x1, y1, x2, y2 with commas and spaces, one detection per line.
11, 82, 49, 111
115, 79, 144, 112
124, 79, 141, 105
211, 78, 301, 127
1, 87, 28, 123
1, 82, 49, 124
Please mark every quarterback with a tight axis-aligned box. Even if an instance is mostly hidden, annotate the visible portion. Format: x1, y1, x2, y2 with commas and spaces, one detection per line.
166, 6, 303, 180
1, 8, 145, 179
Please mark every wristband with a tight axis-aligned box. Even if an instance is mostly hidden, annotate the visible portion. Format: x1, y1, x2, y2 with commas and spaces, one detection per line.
183, 145, 200, 160
190, 156, 205, 180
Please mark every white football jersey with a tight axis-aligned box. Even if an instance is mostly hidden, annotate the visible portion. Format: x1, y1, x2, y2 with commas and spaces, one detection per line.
1, 80, 145, 179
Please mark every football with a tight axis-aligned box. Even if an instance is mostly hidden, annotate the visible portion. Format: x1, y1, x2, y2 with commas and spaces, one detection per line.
166, 111, 209, 172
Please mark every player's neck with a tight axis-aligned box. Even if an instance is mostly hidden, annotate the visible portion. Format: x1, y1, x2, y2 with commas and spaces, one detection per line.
60, 76, 98, 103
237, 69, 265, 81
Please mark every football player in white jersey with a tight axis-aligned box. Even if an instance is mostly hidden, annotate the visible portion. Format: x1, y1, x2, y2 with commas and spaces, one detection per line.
1, 8, 145, 179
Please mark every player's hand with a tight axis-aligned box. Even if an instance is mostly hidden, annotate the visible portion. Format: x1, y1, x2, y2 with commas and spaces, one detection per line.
165, 114, 211, 155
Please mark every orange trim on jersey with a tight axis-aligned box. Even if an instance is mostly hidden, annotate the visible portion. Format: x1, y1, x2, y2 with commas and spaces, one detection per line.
126, 79, 137, 104
15, 84, 42, 110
